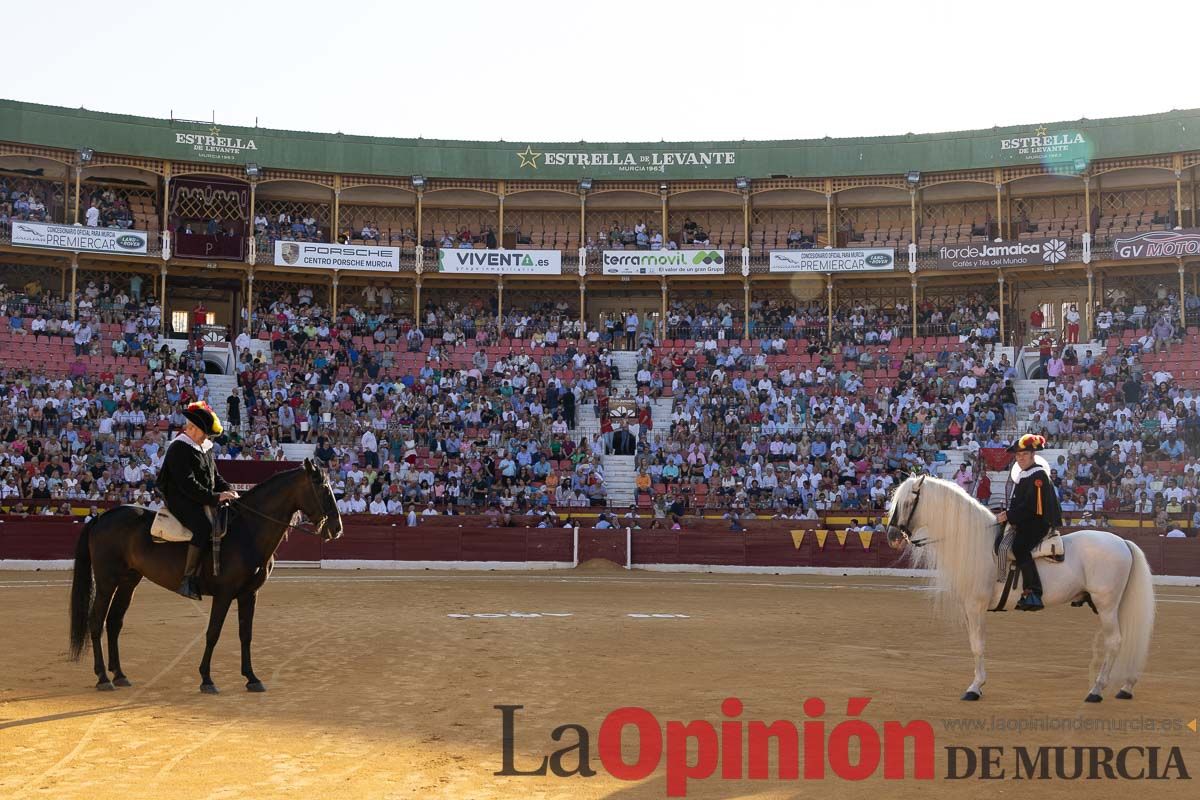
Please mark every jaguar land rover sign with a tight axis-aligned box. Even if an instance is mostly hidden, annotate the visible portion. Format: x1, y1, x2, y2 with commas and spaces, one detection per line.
10, 221, 148, 255
769, 248, 895, 272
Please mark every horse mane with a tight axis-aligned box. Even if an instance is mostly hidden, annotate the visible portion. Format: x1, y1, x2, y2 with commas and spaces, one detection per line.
895, 474, 999, 620
237, 465, 307, 501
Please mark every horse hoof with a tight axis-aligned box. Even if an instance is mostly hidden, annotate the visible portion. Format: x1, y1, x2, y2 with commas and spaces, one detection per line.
113, 676, 132, 688
96, 681, 115, 692
200, 684, 219, 695
1116, 690, 1133, 700
961, 691, 981, 701
246, 681, 266, 693
1085, 693, 1103, 703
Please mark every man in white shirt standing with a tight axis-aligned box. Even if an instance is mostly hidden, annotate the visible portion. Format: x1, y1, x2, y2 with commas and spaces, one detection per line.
361, 428, 379, 468
85, 201, 101, 227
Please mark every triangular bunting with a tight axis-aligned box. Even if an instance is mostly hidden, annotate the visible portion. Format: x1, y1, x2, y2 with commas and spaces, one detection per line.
790, 530, 806, 549
814, 529, 829, 549
858, 530, 873, 550
834, 530, 848, 547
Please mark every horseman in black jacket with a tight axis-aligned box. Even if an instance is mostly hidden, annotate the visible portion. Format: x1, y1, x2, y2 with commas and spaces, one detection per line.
995, 433, 1062, 611
158, 402, 239, 600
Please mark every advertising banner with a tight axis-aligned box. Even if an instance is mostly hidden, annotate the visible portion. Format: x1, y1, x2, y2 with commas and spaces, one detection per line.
276, 241, 401, 272
601, 250, 725, 275
933, 238, 1069, 269
10, 221, 148, 255
437, 249, 562, 274
1112, 229, 1200, 260
769, 248, 895, 273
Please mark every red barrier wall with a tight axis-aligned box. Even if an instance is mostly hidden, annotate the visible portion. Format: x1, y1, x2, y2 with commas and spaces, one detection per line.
2, 516, 1197, 576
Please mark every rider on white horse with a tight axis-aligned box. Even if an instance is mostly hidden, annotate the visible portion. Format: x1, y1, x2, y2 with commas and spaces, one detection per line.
994, 433, 1061, 612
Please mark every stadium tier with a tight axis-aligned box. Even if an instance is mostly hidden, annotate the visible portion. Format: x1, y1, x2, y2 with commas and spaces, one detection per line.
1, 101, 1198, 533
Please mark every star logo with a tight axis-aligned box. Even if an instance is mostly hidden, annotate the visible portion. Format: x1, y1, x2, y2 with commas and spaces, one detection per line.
517, 145, 542, 169
209, 125, 221, 137
1035, 126, 1048, 137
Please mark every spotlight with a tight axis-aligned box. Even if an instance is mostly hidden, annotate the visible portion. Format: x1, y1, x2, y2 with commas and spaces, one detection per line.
735, 176, 750, 191
659, 183, 669, 194
244, 163, 260, 179
905, 170, 921, 186
578, 177, 592, 192
1073, 158, 1088, 173
411, 175, 426, 189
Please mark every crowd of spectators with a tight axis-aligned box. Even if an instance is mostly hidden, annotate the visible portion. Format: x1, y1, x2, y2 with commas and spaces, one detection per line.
2, 268, 1199, 533
592, 219, 671, 251
83, 187, 134, 229
1, 176, 61, 233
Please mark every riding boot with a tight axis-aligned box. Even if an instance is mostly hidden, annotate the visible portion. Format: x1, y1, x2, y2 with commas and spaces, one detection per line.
177, 544, 202, 601
1016, 560, 1043, 611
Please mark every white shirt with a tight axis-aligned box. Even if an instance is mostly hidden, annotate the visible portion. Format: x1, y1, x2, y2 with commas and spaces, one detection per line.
86, 206, 100, 226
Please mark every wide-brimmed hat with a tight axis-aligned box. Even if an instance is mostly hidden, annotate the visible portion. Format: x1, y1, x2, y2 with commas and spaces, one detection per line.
1006, 433, 1046, 453
182, 401, 223, 437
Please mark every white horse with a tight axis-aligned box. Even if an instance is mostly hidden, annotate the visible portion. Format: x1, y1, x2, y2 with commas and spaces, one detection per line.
884, 474, 1155, 703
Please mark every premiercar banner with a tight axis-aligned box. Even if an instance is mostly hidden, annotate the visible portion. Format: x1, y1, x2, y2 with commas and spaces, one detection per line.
10, 221, 148, 255
437, 248, 562, 274
601, 250, 725, 275
275, 241, 400, 272
769, 248, 895, 273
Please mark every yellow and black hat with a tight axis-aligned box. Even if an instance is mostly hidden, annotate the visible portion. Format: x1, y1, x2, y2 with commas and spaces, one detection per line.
1006, 433, 1046, 453
182, 401, 223, 437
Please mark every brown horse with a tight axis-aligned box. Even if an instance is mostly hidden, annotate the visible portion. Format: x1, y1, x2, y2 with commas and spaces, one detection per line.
69, 458, 342, 693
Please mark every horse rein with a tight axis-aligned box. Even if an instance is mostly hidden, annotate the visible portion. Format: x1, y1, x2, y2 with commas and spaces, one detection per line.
228, 473, 332, 538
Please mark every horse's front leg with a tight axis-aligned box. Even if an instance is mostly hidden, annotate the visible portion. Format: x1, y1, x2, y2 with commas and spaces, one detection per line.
962, 605, 987, 701
238, 590, 265, 692
198, 594, 234, 694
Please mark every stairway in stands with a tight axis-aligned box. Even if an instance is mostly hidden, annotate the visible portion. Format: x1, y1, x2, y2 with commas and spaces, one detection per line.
568, 349, 650, 507
204, 372, 240, 433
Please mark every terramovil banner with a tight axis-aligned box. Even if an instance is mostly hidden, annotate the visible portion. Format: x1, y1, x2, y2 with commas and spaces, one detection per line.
437, 249, 562, 274
769, 248, 895, 273
602, 250, 725, 275
10, 221, 148, 255
934, 238, 1069, 269
275, 241, 400, 272
1113, 229, 1200, 260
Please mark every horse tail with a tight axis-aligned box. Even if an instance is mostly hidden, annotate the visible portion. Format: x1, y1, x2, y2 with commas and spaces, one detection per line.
69, 519, 95, 661
1111, 539, 1155, 688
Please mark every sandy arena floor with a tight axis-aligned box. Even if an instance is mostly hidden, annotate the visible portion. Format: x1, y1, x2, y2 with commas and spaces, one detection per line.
1, 563, 1198, 799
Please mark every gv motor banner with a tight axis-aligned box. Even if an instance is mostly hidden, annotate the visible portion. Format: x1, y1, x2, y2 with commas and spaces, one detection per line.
437, 249, 562, 275
602, 250, 725, 275
275, 241, 401, 272
10, 221, 148, 255
934, 238, 1069, 269
1112, 229, 1200, 259
769, 248, 895, 273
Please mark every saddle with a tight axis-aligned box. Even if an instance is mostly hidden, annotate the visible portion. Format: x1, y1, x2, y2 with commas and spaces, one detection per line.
987, 526, 1065, 612
149, 506, 230, 576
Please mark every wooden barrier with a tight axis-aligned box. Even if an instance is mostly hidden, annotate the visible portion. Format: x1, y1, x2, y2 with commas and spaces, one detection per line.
2, 516, 1197, 576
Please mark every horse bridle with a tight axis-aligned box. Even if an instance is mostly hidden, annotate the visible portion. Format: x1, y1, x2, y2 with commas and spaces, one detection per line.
230, 470, 337, 540
890, 474, 937, 548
